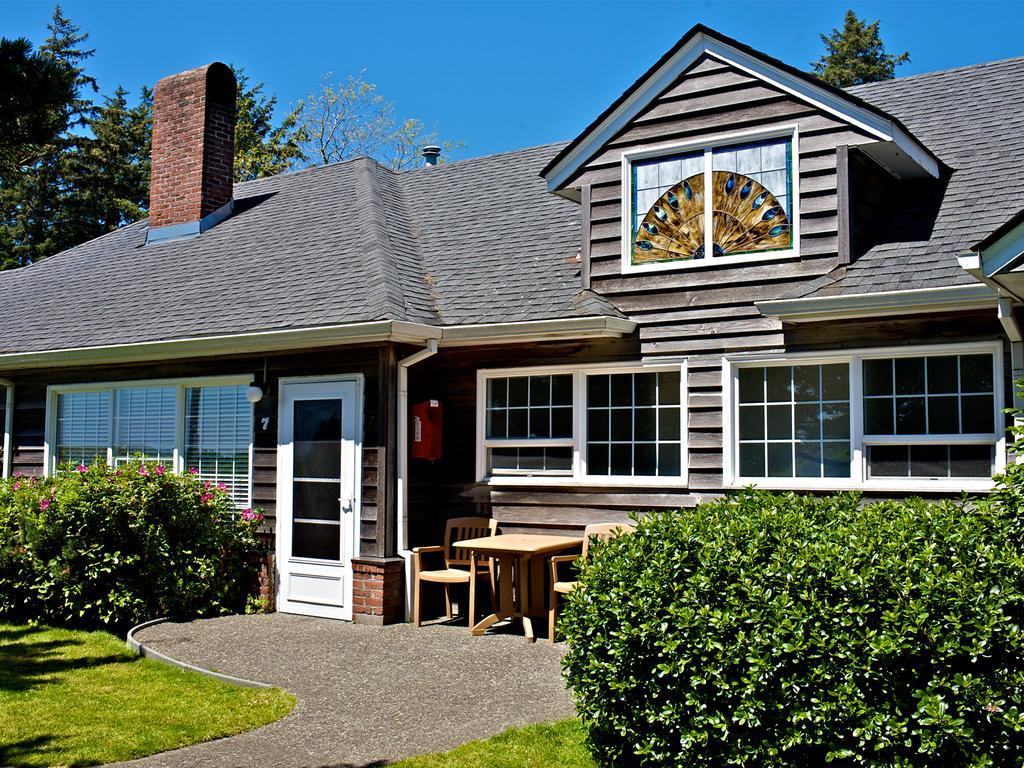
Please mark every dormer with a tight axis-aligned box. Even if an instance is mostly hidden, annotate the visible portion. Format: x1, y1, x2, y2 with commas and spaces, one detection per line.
542, 25, 940, 279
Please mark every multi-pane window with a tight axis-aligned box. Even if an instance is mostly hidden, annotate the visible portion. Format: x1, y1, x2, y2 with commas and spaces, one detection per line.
485, 375, 574, 475
731, 347, 1003, 486
586, 371, 682, 477
480, 366, 685, 482
863, 354, 996, 480
737, 364, 851, 479
51, 379, 253, 506
630, 135, 794, 267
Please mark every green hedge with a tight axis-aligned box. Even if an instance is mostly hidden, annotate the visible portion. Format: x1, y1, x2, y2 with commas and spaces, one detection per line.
0, 461, 263, 630
560, 483, 1024, 767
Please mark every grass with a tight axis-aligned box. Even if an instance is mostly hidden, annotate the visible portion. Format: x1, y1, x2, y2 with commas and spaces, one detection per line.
0, 622, 295, 767
390, 719, 595, 768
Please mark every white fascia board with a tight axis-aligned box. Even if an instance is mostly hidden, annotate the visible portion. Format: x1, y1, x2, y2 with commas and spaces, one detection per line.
544, 33, 937, 192
756, 284, 997, 323
979, 219, 1024, 278
0, 316, 636, 371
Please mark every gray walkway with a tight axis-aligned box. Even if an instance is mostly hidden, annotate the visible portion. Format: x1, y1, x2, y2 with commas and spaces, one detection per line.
119, 613, 574, 768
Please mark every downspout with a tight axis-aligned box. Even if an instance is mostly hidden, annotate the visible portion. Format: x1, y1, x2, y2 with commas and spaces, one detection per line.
0, 379, 12, 479
396, 338, 439, 620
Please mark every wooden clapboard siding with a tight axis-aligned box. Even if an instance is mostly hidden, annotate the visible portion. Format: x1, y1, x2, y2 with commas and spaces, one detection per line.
565, 53, 882, 489
1, 344, 389, 555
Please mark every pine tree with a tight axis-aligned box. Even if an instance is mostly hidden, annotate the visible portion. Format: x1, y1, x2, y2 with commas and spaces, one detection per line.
232, 67, 305, 182
811, 10, 910, 87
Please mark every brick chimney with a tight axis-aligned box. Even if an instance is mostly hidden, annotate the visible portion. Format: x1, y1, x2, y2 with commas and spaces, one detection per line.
147, 62, 236, 242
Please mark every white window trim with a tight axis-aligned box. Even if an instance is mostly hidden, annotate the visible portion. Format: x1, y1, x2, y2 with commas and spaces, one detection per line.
621, 124, 801, 275
476, 361, 688, 488
44, 374, 255, 506
722, 341, 1006, 493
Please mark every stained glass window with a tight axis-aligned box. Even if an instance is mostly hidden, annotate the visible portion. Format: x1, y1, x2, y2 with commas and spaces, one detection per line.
632, 137, 793, 265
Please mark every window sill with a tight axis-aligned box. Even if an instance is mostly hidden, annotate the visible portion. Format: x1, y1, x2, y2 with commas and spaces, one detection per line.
726, 478, 996, 494
620, 249, 797, 275
481, 475, 689, 489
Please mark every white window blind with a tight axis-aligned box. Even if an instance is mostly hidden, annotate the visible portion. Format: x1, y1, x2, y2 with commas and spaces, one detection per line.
113, 386, 177, 465
184, 385, 253, 507
51, 379, 253, 508
57, 390, 112, 466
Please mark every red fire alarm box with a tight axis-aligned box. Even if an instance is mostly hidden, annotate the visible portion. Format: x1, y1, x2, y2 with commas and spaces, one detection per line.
411, 399, 443, 461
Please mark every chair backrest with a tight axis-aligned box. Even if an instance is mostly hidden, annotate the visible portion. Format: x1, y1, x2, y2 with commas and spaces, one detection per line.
443, 516, 498, 568
581, 522, 636, 559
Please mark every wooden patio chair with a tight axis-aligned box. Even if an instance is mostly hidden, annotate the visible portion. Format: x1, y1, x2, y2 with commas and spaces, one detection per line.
548, 522, 636, 643
412, 516, 498, 627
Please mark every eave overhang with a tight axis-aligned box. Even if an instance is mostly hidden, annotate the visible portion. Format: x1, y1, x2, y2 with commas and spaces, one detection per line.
756, 284, 998, 323
957, 210, 1024, 302
0, 316, 638, 372
542, 24, 940, 195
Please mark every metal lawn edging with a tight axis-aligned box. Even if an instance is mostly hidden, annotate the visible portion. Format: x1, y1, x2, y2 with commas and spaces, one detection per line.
126, 617, 275, 690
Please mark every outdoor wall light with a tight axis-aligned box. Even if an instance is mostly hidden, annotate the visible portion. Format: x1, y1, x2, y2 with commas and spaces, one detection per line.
245, 385, 264, 404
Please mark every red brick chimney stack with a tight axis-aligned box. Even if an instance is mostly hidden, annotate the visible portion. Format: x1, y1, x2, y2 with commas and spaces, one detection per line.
148, 62, 236, 239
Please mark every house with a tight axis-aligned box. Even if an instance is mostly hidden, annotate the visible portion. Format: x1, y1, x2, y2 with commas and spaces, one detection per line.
1, 26, 1022, 625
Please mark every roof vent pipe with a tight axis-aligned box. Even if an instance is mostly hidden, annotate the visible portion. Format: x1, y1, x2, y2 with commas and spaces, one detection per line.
421, 145, 441, 167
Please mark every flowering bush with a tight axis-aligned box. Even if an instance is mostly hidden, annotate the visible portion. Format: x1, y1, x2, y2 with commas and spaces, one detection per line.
0, 461, 264, 630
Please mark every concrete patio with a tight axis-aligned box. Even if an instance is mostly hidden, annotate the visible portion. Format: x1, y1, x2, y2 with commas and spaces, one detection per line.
117, 613, 574, 768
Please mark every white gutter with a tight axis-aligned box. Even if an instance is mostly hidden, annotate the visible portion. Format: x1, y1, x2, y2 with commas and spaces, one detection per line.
0, 378, 12, 479
395, 339, 439, 621
756, 284, 998, 323
0, 316, 635, 372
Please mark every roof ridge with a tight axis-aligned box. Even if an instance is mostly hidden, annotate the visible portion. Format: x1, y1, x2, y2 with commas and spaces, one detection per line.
354, 157, 410, 321
401, 141, 570, 175
847, 55, 1024, 92
375, 163, 442, 323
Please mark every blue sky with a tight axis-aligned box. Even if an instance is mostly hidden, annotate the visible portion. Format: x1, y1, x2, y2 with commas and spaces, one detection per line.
5, 0, 1021, 162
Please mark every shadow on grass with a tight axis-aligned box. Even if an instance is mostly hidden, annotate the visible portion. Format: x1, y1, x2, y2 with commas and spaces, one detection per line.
0, 624, 132, 693
0, 736, 58, 767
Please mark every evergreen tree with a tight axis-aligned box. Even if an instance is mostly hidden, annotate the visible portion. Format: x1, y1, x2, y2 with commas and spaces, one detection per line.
0, 37, 76, 180
232, 67, 305, 182
812, 10, 910, 87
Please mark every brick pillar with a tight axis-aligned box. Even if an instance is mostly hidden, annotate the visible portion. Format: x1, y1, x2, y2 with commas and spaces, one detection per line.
352, 556, 405, 625
257, 549, 276, 611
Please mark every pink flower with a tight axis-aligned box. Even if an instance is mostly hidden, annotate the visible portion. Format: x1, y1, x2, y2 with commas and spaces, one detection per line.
200, 493, 215, 504
241, 508, 265, 524
203, 480, 213, 489
188, 467, 200, 475
217, 482, 227, 491
13, 471, 23, 478
39, 498, 51, 511
154, 465, 166, 476
138, 466, 150, 477
76, 465, 87, 474
12, 482, 21, 491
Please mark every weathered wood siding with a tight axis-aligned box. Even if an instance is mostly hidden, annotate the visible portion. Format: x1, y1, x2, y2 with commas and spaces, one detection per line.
1, 345, 391, 556
405, 338, 700, 546
566, 54, 891, 492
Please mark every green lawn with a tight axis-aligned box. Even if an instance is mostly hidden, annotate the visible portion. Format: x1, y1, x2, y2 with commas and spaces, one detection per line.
0, 622, 295, 767
390, 719, 595, 768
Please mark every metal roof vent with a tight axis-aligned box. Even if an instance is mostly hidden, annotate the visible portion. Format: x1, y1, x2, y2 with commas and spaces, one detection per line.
421, 145, 441, 167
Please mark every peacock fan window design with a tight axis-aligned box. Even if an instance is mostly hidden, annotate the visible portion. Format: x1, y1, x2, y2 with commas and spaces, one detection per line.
631, 138, 793, 265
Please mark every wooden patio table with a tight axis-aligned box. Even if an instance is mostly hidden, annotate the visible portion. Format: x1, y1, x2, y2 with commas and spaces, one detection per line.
454, 533, 582, 643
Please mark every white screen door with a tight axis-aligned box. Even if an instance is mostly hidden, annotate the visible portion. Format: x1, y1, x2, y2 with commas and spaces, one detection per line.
277, 378, 360, 619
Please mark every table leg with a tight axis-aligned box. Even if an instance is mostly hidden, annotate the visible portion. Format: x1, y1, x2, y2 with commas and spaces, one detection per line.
471, 553, 514, 636
518, 554, 536, 643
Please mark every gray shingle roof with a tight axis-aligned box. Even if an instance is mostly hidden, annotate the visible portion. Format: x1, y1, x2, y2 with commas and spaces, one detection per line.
0, 143, 616, 356
793, 56, 1024, 298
